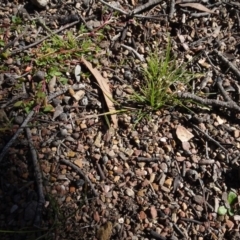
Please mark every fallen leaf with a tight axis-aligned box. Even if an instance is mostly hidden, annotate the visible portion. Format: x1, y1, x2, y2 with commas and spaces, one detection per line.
74, 159, 83, 168
176, 125, 194, 142
81, 57, 118, 128
150, 205, 157, 219
73, 90, 85, 101
198, 58, 211, 69
178, 3, 216, 14
216, 115, 225, 125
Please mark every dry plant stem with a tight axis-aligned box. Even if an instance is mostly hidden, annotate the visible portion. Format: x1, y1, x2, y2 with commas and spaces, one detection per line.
0, 26, 29, 55
10, 20, 80, 55
133, 0, 163, 15
213, 49, 240, 81
99, 0, 129, 15
121, 44, 145, 62
191, 123, 228, 153
177, 92, 240, 112
60, 158, 99, 197
26, 127, 45, 228
0, 110, 35, 163
169, 0, 175, 18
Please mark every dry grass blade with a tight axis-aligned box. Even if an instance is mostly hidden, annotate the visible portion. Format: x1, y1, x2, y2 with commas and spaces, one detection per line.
81, 57, 118, 128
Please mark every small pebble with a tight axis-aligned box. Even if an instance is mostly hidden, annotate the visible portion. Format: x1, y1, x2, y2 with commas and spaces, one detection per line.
58, 113, 68, 121
14, 116, 24, 124
124, 70, 132, 81
33, 71, 45, 81
125, 188, 135, 197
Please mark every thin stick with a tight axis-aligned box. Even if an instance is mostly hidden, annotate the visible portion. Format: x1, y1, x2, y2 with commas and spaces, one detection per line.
137, 157, 160, 162
0, 85, 85, 162
60, 158, 99, 196
177, 91, 240, 112
10, 20, 80, 55
0, 110, 35, 163
99, 0, 129, 15
191, 123, 227, 153
0, 26, 29, 55
96, 162, 106, 181
216, 76, 233, 102
121, 44, 145, 62
213, 49, 240, 81
26, 128, 45, 228
132, 0, 163, 15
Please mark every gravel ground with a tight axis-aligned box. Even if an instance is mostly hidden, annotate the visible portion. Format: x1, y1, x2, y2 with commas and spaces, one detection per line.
1, 0, 240, 239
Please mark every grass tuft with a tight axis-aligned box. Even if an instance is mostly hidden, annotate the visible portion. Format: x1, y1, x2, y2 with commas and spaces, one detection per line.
131, 39, 200, 117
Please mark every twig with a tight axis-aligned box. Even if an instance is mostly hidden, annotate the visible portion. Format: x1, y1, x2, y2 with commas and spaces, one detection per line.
26, 128, 45, 228
0, 26, 29, 55
96, 162, 106, 181
216, 76, 232, 102
10, 20, 80, 56
132, 0, 163, 15
121, 44, 145, 62
0, 85, 85, 163
190, 123, 228, 153
213, 49, 240, 81
99, 0, 129, 15
60, 158, 99, 196
169, 0, 175, 18
173, 223, 187, 238
0, 110, 35, 163
177, 91, 240, 112
137, 157, 161, 162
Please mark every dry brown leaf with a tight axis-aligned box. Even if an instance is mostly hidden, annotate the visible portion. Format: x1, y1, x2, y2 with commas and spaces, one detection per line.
178, 3, 216, 14
73, 90, 85, 101
176, 125, 194, 142
150, 205, 157, 219
74, 159, 83, 168
81, 57, 118, 128
198, 58, 211, 69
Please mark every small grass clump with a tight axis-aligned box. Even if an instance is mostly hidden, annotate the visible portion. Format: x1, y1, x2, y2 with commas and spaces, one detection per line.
131, 39, 199, 118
